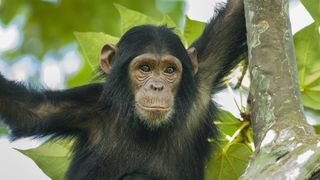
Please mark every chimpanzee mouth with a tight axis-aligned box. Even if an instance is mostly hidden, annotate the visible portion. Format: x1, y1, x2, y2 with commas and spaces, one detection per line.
135, 102, 174, 127
137, 104, 171, 112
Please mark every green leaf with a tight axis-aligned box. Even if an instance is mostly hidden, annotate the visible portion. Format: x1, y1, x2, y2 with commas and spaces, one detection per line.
301, 0, 320, 22
184, 16, 206, 46
205, 143, 252, 180
67, 57, 95, 87
160, 15, 187, 45
160, 14, 177, 28
295, 23, 320, 87
216, 110, 240, 124
115, 4, 159, 34
114, 4, 187, 45
75, 32, 119, 69
2, 0, 182, 59
301, 91, 320, 110
295, 23, 320, 110
0, 121, 8, 136
305, 71, 320, 85
314, 125, 320, 134
0, 0, 22, 24
216, 110, 241, 138
19, 141, 72, 180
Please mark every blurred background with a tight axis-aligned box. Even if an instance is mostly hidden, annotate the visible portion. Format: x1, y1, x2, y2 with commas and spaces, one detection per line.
0, 0, 317, 179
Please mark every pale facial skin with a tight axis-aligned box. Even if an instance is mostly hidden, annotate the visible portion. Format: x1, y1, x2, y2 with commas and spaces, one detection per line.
100, 44, 198, 128
129, 54, 183, 127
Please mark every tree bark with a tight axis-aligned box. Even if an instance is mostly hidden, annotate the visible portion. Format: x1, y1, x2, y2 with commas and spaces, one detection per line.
240, 0, 320, 179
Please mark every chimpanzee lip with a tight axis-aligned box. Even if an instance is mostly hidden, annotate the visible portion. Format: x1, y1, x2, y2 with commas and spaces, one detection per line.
137, 104, 170, 112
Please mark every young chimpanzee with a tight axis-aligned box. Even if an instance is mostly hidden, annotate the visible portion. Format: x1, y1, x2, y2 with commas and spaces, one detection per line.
0, 0, 246, 179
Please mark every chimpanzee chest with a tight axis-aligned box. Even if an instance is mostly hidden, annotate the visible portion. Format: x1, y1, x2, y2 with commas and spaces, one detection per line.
68, 134, 197, 180
96, 136, 182, 179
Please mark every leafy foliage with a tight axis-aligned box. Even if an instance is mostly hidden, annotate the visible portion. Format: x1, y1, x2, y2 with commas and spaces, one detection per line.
205, 143, 252, 180
73, 4, 187, 69
115, 4, 160, 34
75, 32, 119, 69
66, 57, 96, 88
295, 23, 320, 110
314, 125, 320, 134
206, 110, 253, 180
0, 0, 184, 59
313, 125, 320, 134
300, 0, 320, 22
184, 16, 206, 46
295, 0, 320, 110
19, 141, 72, 180
0, 122, 8, 136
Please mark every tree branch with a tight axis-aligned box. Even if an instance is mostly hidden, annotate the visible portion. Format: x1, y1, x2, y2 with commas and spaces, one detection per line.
240, 0, 320, 179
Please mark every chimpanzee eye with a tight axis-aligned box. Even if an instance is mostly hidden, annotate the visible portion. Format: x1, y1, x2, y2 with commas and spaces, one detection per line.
139, 64, 151, 72
164, 66, 176, 74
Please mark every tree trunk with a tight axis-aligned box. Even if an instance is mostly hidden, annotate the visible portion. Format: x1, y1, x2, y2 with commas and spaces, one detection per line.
240, 0, 320, 179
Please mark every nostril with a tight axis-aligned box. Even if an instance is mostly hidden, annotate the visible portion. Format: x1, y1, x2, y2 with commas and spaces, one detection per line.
150, 84, 156, 91
150, 83, 164, 91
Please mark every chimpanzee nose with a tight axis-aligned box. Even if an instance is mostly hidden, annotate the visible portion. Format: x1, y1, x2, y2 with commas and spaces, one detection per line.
150, 81, 164, 91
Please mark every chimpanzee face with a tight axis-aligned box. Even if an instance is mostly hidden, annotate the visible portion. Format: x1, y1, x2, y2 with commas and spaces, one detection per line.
128, 53, 182, 127
99, 25, 198, 129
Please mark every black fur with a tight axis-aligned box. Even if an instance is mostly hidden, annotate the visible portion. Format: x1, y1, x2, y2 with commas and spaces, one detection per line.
0, 0, 246, 179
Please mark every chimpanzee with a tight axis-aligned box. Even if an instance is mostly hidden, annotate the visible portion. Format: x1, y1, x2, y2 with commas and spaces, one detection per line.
0, 0, 246, 179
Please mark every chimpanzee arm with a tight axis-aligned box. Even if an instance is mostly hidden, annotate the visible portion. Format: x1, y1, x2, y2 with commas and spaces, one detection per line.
192, 0, 246, 89
0, 73, 103, 139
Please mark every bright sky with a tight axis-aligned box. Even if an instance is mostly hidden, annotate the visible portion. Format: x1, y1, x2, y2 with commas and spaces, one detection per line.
0, 0, 316, 179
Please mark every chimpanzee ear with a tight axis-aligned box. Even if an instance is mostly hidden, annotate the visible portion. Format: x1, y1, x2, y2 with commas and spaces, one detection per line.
187, 47, 198, 75
100, 44, 117, 73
